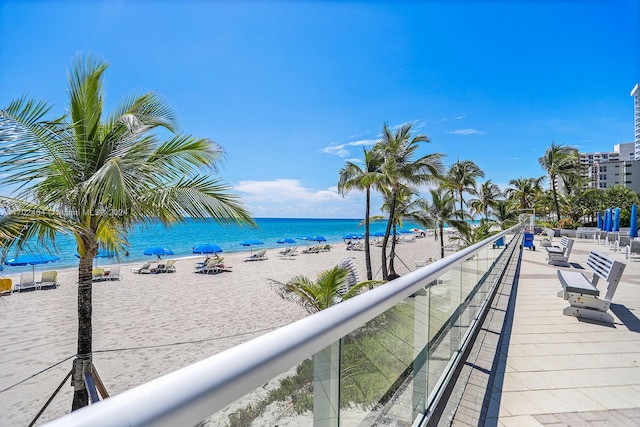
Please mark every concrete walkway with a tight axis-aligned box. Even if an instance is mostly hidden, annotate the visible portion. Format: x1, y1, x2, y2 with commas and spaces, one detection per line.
491, 236, 640, 426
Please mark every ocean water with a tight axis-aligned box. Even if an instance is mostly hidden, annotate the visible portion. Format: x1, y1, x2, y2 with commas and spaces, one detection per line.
2, 218, 423, 273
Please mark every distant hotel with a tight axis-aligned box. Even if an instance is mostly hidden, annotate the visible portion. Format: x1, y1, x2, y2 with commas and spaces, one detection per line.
578, 83, 640, 192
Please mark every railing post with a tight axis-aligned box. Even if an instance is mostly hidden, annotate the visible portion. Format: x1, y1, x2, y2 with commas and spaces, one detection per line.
313, 341, 341, 427
412, 287, 430, 419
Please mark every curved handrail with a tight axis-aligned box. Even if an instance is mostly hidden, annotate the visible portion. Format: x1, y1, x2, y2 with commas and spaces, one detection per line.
45, 226, 519, 427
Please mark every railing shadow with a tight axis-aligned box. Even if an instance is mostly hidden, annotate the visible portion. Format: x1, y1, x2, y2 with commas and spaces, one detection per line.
480, 247, 522, 426
610, 303, 640, 333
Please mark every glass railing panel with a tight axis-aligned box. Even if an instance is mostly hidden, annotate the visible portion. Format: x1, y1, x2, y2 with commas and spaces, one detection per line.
337, 288, 423, 426
200, 359, 315, 426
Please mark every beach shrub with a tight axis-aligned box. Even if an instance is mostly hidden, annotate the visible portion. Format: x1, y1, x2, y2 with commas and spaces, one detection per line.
558, 217, 575, 229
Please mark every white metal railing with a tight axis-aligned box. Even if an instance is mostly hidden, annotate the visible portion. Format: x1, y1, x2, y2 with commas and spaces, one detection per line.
44, 224, 522, 427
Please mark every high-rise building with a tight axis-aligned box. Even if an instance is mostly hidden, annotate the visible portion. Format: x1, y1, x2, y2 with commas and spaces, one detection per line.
577, 84, 640, 192
632, 83, 640, 159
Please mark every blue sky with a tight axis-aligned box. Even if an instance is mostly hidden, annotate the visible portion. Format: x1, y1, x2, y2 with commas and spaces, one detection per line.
1, 0, 639, 219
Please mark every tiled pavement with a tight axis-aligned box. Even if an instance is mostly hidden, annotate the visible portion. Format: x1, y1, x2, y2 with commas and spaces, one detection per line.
446, 236, 640, 426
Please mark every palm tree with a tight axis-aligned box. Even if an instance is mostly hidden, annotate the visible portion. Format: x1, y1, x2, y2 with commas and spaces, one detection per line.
491, 199, 518, 230
421, 188, 467, 259
442, 160, 485, 214
538, 142, 579, 221
0, 55, 255, 410
270, 265, 377, 314
338, 147, 384, 280
505, 177, 543, 212
375, 122, 444, 280
380, 186, 419, 279
468, 180, 502, 220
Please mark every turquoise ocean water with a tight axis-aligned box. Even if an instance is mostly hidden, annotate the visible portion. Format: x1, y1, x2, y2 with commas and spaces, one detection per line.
3, 218, 426, 274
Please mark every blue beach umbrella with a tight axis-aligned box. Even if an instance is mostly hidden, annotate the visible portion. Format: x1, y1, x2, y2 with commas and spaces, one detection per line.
5, 253, 60, 274
342, 233, 362, 240
75, 248, 116, 266
631, 204, 638, 239
240, 239, 264, 255
604, 209, 611, 232
613, 207, 621, 232
312, 236, 326, 242
143, 246, 174, 259
597, 211, 602, 229
192, 244, 223, 256
609, 208, 615, 232
276, 238, 297, 245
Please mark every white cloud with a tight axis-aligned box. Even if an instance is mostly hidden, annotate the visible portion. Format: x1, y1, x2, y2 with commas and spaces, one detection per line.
446, 129, 485, 136
322, 139, 377, 158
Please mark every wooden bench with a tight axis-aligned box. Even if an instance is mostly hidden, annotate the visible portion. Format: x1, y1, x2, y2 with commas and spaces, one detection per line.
546, 236, 574, 267
556, 251, 626, 323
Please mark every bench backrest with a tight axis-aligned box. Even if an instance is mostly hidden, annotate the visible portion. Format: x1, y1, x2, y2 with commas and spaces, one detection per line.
562, 238, 574, 258
586, 251, 626, 301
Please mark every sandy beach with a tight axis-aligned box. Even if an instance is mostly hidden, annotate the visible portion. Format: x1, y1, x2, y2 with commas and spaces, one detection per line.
0, 236, 443, 426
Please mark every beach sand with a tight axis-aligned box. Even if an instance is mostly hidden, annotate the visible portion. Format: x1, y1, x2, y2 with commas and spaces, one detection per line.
0, 236, 443, 426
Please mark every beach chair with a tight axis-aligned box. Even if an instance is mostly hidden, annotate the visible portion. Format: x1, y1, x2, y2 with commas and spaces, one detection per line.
156, 259, 176, 273
245, 249, 267, 261
195, 257, 221, 274
279, 247, 297, 259
0, 278, 13, 295
15, 271, 37, 292
92, 267, 105, 281
132, 261, 153, 274
38, 270, 58, 290
108, 265, 121, 281
627, 240, 640, 260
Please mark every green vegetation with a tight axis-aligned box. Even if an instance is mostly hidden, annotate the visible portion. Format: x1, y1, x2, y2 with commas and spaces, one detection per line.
0, 55, 255, 410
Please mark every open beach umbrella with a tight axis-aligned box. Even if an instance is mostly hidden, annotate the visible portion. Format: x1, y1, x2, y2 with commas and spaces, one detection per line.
597, 211, 602, 229
276, 238, 297, 245
192, 244, 223, 258
342, 233, 362, 240
631, 204, 638, 239
613, 207, 621, 232
143, 246, 174, 259
5, 254, 60, 274
240, 239, 264, 255
312, 236, 326, 242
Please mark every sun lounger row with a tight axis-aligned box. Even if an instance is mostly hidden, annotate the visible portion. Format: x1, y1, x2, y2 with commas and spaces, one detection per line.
194, 256, 232, 273
92, 266, 121, 281
132, 260, 176, 274
302, 245, 331, 254
5, 270, 60, 293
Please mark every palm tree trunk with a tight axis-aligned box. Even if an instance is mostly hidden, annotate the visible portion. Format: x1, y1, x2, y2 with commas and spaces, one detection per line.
364, 188, 372, 281
388, 224, 398, 279
552, 177, 561, 222
72, 253, 94, 410
381, 192, 398, 281
439, 224, 445, 259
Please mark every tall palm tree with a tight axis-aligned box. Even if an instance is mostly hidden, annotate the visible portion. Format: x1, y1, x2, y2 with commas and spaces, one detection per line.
375, 122, 444, 280
270, 265, 378, 314
0, 55, 255, 410
421, 188, 467, 259
468, 180, 502, 220
442, 160, 485, 214
380, 185, 418, 279
538, 142, 579, 221
338, 147, 383, 280
505, 177, 543, 212
490, 199, 518, 230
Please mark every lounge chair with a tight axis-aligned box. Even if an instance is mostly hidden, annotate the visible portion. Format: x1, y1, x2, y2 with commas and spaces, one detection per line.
92, 267, 106, 281
0, 278, 13, 295
195, 257, 222, 274
107, 265, 121, 281
627, 240, 640, 260
245, 249, 267, 261
15, 271, 37, 292
132, 261, 153, 274
302, 245, 321, 254
616, 235, 631, 253
155, 259, 176, 273
39, 270, 58, 290
279, 247, 297, 259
